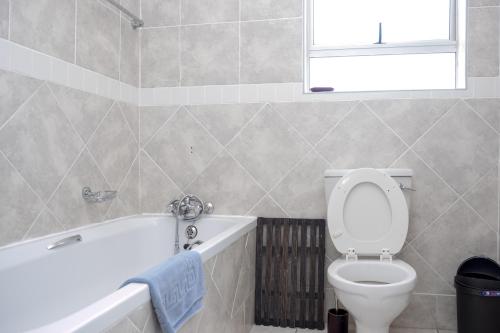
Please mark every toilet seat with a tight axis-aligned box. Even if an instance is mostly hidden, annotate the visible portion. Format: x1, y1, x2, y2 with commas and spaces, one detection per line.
328, 168, 408, 257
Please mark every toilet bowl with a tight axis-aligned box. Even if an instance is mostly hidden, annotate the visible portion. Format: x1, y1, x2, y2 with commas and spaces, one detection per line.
325, 168, 417, 333
328, 259, 416, 333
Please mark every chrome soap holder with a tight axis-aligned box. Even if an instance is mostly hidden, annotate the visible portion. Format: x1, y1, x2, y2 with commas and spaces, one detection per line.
82, 187, 117, 203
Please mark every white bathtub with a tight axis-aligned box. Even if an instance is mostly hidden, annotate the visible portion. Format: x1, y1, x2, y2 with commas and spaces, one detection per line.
0, 214, 256, 333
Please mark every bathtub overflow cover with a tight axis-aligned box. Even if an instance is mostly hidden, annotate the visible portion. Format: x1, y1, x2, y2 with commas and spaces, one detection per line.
185, 225, 198, 239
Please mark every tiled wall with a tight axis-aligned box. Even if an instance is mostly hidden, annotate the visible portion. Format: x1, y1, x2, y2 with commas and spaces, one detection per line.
140, 0, 499, 90
105, 229, 256, 333
0, 0, 499, 332
0, 0, 140, 86
140, 0, 303, 87
0, 69, 139, 247
138, 99, 499, 331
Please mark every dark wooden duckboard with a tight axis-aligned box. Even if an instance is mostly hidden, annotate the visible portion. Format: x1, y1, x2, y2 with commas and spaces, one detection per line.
255, 218, 325, 330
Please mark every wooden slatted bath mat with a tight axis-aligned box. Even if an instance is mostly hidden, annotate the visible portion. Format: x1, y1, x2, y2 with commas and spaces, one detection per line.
255, 218, 326, 330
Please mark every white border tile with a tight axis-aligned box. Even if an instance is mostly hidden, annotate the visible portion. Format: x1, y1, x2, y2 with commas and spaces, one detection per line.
0, 38, 139, 104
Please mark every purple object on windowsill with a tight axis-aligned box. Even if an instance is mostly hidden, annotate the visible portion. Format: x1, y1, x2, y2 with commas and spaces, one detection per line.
310, 87, 334, 92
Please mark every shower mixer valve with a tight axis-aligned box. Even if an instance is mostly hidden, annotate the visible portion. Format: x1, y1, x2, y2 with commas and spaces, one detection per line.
167, 194, 214, 254
168, 194, 214, 221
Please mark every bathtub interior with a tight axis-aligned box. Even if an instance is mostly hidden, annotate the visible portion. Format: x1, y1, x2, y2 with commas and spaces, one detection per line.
0, 214, 256, 333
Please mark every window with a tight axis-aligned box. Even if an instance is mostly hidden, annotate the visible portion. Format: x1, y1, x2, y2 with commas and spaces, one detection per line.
304, 0, 466, 92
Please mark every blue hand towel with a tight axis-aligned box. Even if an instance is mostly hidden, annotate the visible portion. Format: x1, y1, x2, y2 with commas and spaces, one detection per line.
122, 251, 205, 333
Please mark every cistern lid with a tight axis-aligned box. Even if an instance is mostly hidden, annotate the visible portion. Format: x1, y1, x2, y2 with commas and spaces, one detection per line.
327, 168, 409, 257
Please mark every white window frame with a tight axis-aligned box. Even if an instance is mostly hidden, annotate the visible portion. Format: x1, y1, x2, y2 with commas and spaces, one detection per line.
303, 0, 467, 93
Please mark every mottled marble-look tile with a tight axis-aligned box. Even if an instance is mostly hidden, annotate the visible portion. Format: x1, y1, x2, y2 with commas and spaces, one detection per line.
0, 0, 8, 38
0, 153, 44, 246
141, 0, 179, 27
120, 19, 140, 86
241, 19, 302, 84
365, 99, 455, 145
141, 27, 180, 88
128, 302, 153, 332
10, 0, 75, 62
397, 245, 454, 294
139, 151, 182, 213
49, 83, 113, 142
249, 195, 288, 218
140, 106, 179, 145
225, 305, 246, 333
435, 296, 457, 331
88, 103, 137, 188
413, 101, 498, 195
197, 272, 229, 333
187, 104, 262, 145
181, 0, 239, 24
467, 7, 499, 77
316, 103, 406, 169
181, 23, 239, 86
413, 202, 497, 285
105, 317, 140, 333
393, 150, 458, 241
77, 0, 120, 79
47, 150, 111, 229
212, 237, 245, 314
241, 0, 302, 20
0, 84, 84, 198
113, 157, 140, 217
144, 108, 222, 190
272, 101, 355, 145
24, 209, 64, 240
469, 0, 500, 6
244, 295, 255, 333
186, 151, 265, 215
465, 98, 500, 132
227, 105, 310, 191
463, 167, 498, 231
271, 152, 328, 219
393, 294, 437, 329
120, 102, 139, 143
0, 70, 42, 128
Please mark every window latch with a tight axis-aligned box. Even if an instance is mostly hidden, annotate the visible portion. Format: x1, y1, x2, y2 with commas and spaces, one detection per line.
374, 22, 384, 45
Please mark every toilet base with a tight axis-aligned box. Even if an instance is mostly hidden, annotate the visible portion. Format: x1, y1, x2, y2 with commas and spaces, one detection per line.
355, 322, 389, 333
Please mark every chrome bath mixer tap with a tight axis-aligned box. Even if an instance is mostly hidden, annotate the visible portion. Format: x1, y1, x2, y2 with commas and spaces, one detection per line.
167, 194, 213, 254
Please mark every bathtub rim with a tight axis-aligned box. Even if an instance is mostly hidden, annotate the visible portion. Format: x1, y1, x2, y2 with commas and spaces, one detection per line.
13, 214, 257, 333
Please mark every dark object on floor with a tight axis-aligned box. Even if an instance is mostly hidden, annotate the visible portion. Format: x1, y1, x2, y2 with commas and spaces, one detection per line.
310, 87, 334, 92
327, 309, 348, 333
254, 218, 326, 330
455, 256, 500, 333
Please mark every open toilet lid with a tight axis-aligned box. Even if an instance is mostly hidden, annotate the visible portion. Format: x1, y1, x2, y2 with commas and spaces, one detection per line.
328, 168, 408, 256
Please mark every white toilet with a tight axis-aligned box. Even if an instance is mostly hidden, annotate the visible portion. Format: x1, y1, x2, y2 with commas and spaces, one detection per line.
325, 168, 417, 333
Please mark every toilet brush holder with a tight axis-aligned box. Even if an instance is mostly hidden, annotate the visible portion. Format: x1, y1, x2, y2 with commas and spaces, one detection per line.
328, 308, 349, 333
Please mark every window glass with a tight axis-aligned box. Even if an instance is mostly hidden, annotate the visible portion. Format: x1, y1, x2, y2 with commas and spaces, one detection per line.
313, 0, 451, 46
310, 53, 456, 91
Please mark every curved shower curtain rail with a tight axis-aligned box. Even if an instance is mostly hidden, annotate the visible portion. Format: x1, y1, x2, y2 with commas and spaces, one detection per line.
104, 0, 144, 29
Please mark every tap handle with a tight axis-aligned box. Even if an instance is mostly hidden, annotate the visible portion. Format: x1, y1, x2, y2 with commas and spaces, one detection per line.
167, 199, 179, 213
204, 201, 214, 214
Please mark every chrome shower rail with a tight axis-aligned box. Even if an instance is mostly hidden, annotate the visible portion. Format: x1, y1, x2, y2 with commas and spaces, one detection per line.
104, 0, 144, 29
